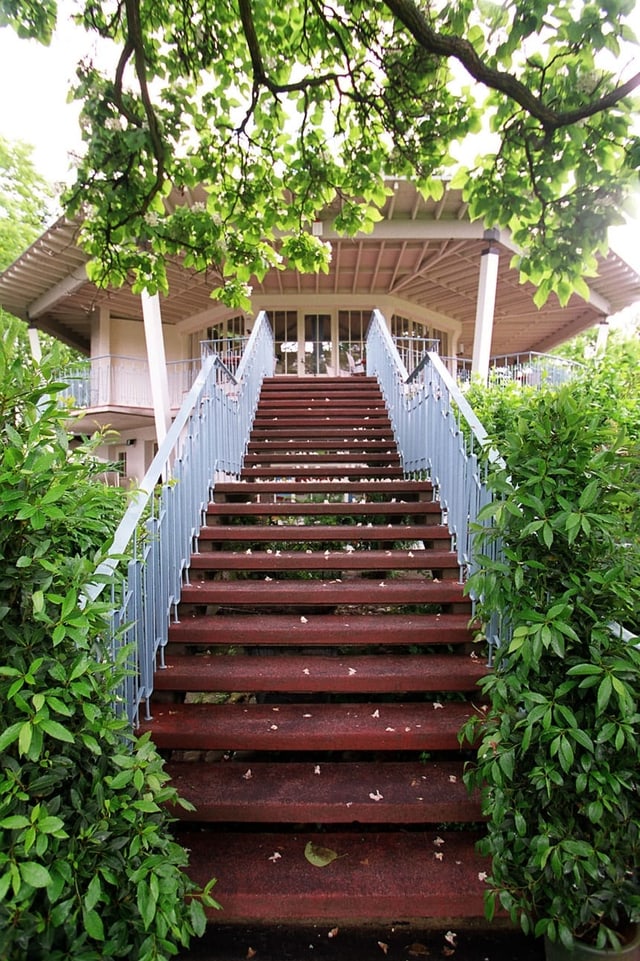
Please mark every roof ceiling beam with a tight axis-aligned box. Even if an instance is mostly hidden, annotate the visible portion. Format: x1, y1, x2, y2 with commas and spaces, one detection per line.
27, 265, 88, 320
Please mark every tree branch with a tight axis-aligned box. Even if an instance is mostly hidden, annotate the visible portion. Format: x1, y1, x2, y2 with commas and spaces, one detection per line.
383, 0, 640, 130
237, 0, 345, 94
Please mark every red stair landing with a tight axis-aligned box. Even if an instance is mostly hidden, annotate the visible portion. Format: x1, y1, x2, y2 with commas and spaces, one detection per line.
141, 375, 490, 924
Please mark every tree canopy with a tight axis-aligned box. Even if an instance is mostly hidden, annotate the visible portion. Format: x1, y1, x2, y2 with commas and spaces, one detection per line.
2, 0, 639, 308
0, 135, 53, 273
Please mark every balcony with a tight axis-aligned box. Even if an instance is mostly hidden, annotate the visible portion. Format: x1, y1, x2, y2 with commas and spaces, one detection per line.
57, 355, 201, 432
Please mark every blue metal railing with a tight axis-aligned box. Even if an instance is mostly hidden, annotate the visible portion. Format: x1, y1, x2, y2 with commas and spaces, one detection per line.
366, 309, 503, 655
85, 312, 274, 724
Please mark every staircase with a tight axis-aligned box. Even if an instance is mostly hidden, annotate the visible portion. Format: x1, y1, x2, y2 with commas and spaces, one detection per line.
141, 376, 490, 923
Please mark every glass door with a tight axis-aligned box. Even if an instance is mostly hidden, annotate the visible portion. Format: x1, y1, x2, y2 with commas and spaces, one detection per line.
303, 314, 332, 375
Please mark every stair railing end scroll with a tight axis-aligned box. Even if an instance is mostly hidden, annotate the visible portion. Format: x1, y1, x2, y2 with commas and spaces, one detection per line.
85, 311, 275, 726
366, 309, 505, 661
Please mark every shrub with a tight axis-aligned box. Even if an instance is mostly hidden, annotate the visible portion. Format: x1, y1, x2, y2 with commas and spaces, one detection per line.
463, 384, 640, 950
0, 325, 218, 961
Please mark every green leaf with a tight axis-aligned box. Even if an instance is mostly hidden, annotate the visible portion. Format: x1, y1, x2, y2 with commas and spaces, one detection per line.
40, 719, 75, 743
83, 907, 105, 941
20, 861, 52, 888
304, 841, 343, 867
0, 815, 30, 830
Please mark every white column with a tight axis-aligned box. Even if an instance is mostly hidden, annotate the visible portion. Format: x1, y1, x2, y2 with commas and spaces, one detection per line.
595, 320, 610, 356
141, 290, 171, 448
27, 325, 42, 362
471, 235, 500, 383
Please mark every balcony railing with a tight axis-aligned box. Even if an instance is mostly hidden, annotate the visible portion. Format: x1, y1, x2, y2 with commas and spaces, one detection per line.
56, 356, 201, 411
448, 352, 583, 388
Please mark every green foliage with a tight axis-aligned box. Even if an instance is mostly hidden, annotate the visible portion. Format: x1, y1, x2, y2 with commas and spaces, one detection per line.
0, 135, 53, 273
0, 326, 219, 960
3, 1, 639, 303
462, 382, 640, 950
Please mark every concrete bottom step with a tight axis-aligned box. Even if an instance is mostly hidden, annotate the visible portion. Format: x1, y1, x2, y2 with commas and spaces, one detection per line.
178, 829, 488, 922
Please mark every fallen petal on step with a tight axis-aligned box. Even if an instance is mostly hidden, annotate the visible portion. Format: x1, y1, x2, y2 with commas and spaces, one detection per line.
369, 790, 384, 801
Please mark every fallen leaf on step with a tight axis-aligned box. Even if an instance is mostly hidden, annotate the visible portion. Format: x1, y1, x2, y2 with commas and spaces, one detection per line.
432, 701, 444, 710
246, 948, 257, 960
328, 927, 339, 938
407, 943, 430, 957
378, 942, 389, 955
371, 709, 380, 718
445, 931, 457, 947
369, 790, 383, 801
243, 769, 252, 780
434, 851, 444, 860
314, 765, 321, 774
304, 841, 342, 867
433, 836, 445, 847
268, 852, 282, 862
348, 667, 357, 675
303, 668, 310, 675
300, 616, 308, 623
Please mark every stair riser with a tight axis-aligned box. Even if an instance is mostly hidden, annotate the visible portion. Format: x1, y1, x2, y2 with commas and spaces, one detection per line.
189, 552, 459, 573
165, 761, 482, 824
205, 503, 441, 517
168, 614, 474, 647
155, 654, 487, 693
181, 584, 469, 607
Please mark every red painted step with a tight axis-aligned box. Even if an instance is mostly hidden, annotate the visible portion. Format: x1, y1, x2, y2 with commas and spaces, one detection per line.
197, 524, 451, 543
241, 465, 405, 478
142, 374, 489, 927
205, 502, 441, 518
168, 612, 474, 647
154, 653, 487, 693
177, 829, 489, 922
214, 479, 434, 497
141, 700, 477, 752
244, 452, 401, 466
180, 578, 469, 607
165, 760, 482, 823
189, 548, 460, 573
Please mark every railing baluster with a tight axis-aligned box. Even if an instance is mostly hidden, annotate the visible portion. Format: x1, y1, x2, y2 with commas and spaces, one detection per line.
84, 312, 274, 725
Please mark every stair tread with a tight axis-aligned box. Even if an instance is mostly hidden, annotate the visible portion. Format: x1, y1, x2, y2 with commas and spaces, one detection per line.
198, 524, 451, 541
250, 427, 396, 438
165, 759, 481, 822
214, 480, 433, 494
177, 829, 488, 920
241, 467, 405, 477
155, 653, 487, 692
168, 612, 473, 645
205, 502, 440, 516
143, 700, 477, 751
181, 579, 468, 606
189, 549, 459, 571
244, 453, 402, 465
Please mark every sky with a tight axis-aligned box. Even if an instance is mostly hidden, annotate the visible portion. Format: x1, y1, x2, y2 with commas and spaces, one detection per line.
1, 4, 640, 278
